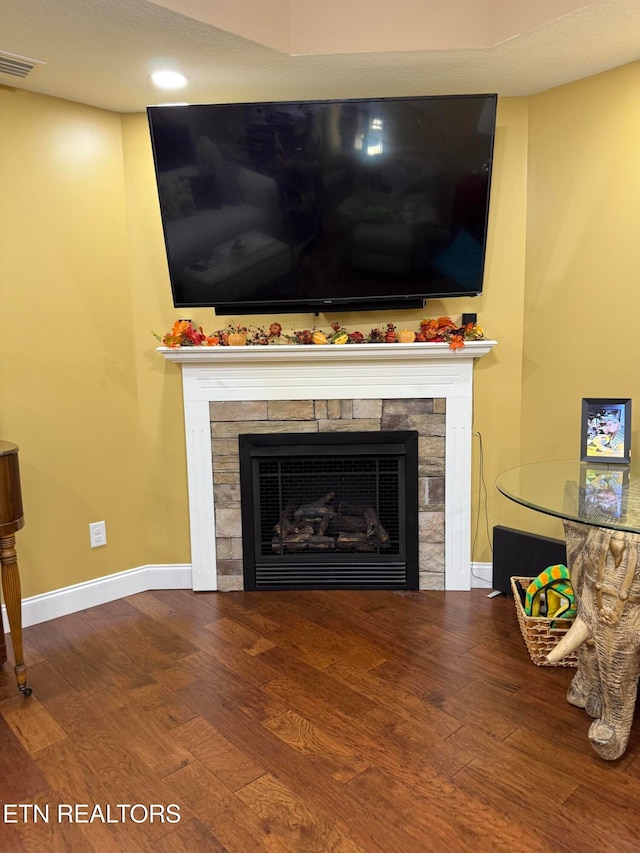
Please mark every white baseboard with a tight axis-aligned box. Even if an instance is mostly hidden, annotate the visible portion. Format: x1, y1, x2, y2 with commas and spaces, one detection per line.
2, 564, 192, 630
470, 561, 493, 588
3, 561, 495, 631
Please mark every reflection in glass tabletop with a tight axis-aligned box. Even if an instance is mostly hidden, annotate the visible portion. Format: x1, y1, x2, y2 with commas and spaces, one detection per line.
496, 459, 640, 534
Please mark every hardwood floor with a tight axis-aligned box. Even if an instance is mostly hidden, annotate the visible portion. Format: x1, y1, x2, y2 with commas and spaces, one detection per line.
1, 588, 640, 852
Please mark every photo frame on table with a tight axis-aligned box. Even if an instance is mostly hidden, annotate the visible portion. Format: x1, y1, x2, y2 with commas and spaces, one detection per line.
579, 466, 629, 522
580, 397, 631, 464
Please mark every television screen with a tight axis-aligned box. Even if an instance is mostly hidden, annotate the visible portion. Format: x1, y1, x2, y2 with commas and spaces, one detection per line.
148, 94, 497, 314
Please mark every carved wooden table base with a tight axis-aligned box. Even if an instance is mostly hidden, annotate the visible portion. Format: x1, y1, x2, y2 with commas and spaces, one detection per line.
549, 520, 640, 760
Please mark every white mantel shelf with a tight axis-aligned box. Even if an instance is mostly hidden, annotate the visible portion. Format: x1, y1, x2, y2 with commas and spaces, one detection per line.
159, 340, 496, 364
159, 340, 497, 592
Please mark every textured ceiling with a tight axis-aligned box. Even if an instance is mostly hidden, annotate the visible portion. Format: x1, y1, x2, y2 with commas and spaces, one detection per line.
149, 0, 593, 54
1, 0, 640, 113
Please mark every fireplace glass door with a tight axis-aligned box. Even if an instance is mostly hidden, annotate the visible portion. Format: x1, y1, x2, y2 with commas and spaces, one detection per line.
239, 431, 419, 590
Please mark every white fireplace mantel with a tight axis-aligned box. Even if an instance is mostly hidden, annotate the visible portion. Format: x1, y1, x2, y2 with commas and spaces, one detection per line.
160, 340, 496, 591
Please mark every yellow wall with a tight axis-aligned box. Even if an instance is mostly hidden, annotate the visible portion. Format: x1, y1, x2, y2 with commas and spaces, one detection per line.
0, 89, 145, 596
500, 61, 640, 541
468, 98, 530, 555
5, 62, 636, 598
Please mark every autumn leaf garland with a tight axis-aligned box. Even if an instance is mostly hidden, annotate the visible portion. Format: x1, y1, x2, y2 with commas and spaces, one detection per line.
153, 317, 485, 350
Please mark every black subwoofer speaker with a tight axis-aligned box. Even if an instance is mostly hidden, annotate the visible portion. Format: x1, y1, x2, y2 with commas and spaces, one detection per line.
492, 525, 567, 595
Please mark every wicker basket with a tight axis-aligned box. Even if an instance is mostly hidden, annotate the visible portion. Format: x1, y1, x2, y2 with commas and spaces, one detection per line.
510, 576, 577, 667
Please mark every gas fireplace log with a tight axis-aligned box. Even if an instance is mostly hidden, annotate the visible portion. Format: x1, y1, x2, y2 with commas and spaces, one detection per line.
271, 533, 336, 552
338, 504, 379, 537
326, 515, 367, 534
336, 531, 376, 551
274, 504, 299, 538
272, 495, 391, 554
334, 504, 390, 544
337, 502, 381, 534
294, 505, 335, 523
293, 491, 335, 521
377, 524, 390, 544
336, 531, 367, 545
275, 523, 314, 539
364, 509, 390, 544
363, 506, 377, 536
274, 515, 299, 538
300, 535, 335, 551
317, 514, 331, 536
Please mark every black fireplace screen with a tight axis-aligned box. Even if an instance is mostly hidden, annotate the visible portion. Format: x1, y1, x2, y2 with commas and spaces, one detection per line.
239, 431, 419, 590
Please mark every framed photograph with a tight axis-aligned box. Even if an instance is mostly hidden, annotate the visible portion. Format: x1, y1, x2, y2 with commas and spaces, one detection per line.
581, 398, 631, 463
579, 466, 629, 522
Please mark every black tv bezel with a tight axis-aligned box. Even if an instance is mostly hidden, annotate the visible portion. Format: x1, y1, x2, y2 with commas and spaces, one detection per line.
213, 296, 428, 316
148, 93, 497, 315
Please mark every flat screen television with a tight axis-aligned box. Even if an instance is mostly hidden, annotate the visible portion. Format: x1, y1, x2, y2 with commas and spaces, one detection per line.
147, 94, 497, 314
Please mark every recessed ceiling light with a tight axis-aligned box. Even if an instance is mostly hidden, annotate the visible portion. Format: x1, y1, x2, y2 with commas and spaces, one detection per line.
150, 70, 189, 90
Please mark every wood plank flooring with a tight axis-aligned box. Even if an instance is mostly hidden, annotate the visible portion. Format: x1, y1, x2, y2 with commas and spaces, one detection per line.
1, 588, 640, 852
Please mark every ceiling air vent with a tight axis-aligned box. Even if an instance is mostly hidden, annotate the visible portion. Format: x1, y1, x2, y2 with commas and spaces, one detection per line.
0, 50, 46, 79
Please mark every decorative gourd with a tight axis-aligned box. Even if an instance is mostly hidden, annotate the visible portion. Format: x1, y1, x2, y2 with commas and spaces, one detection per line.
398, 328, 416, 344
330, 330, 349, 345
312, 331, 329, 345
227, 331, 247, 346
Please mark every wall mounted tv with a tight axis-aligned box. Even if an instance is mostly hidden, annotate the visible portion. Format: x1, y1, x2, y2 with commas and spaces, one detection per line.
148, 94, 497, 315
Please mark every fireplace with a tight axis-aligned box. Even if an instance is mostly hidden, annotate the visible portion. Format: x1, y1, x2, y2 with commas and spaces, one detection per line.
158, 339, 496, 591
239, 431, 419, 590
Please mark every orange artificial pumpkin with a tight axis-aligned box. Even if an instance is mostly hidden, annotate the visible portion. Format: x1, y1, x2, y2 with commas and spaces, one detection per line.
312, 331, 329, 345
227, 331, 247, 346
398, 329, 416, 344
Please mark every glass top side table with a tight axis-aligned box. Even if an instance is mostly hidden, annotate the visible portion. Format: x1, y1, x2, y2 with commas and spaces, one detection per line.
497, 459, 640, 760
497, 458, 640, 535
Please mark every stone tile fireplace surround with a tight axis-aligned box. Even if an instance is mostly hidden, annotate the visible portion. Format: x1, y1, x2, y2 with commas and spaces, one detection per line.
160, 340, 495, 592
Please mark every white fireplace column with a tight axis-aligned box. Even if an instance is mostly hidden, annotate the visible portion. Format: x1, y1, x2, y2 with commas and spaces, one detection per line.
159, 340, 496, 591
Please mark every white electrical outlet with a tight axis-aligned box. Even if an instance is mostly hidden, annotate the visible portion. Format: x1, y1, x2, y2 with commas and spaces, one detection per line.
89, 520, 107, 548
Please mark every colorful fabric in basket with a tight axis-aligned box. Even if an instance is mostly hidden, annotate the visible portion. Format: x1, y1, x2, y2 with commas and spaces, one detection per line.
524, 565, 576, 620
